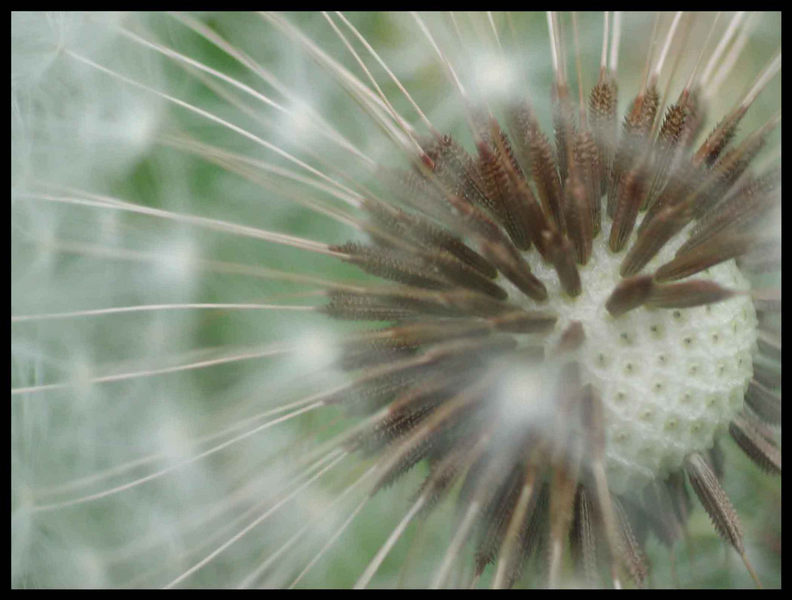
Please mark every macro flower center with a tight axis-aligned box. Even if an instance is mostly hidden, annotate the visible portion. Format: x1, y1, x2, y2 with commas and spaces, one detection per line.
11, 10, 781, 590
522, 233, 758, 495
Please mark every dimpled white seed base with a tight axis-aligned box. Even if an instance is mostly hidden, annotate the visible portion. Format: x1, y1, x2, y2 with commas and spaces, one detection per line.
522, 231, 758, 496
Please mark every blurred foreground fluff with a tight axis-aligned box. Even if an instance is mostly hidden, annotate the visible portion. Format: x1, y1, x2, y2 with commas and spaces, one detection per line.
11, 12, 780, 588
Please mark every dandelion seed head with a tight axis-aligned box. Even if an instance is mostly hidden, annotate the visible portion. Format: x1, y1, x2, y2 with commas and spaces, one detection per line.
12, 12, 165, 189
515, 228, 759, 494
11, 11, 781, 589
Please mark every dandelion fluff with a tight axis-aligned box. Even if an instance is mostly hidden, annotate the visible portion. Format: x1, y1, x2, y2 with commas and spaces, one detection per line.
12, 12, 780, 588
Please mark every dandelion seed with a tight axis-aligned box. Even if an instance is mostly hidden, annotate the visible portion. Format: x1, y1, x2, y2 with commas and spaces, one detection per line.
12, 11, 780, 589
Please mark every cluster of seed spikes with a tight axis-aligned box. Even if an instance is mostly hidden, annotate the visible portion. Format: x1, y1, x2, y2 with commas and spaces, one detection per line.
10, 12, 781, 590
312, 13, 780, 588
